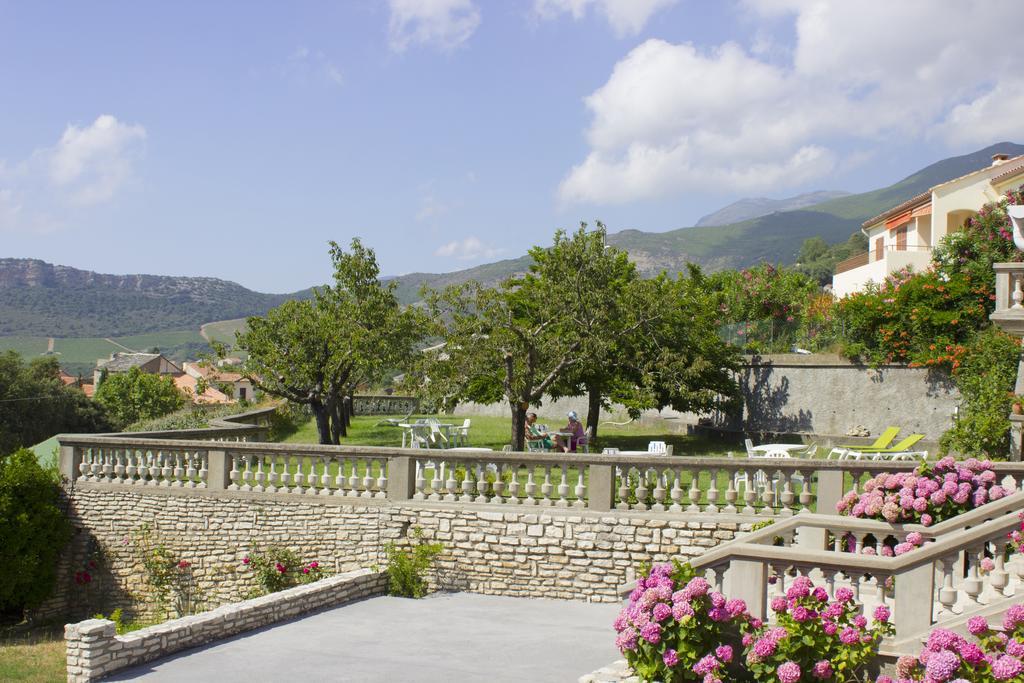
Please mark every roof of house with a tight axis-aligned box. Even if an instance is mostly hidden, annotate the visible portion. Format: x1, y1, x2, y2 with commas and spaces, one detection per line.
992, 161, 1024, 186
184, 362, 244, 383
173, 374, 234, 405
81, 383, 94, 398
97, 352, 161, 372
58, 370, 79, 386
930, 154, 1024, 192
862, 191, 931, 229
862, 154, 1024, 229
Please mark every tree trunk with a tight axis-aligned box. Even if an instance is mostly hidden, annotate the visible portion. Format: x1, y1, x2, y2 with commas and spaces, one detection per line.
312, 401, 331, 445
328, 396, 346, 443
586, 384, 602, 441
510, 402, 527, 452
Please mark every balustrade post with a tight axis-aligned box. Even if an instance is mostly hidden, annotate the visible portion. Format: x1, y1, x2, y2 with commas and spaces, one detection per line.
725, 560, 768, 620
588, 463, 615, 511
894, 562, 935, 641
206, 449, 231, 491
59, 444, 81, 483
388, 456, 416, 501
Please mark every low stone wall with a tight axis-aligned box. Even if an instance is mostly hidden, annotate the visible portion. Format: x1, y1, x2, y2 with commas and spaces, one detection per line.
41, 483, 751, 622
65, 569, 386, 683
452, 354, 961, 442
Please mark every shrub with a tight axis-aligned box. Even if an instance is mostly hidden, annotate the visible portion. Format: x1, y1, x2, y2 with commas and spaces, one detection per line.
94, 367, 185, 426
385, 527, 443, 598
744, 576, 892, 682
132, 524, 202, 618
615, 562, 750, 681
0, 449, 72, 620
242, 546, 324, 596
879, 607, 1024, 682
939, 328, 1021, 459
835, 457, 1005, 526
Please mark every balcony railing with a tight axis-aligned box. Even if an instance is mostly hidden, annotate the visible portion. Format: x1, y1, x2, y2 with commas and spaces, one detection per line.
834, 252, 868, 274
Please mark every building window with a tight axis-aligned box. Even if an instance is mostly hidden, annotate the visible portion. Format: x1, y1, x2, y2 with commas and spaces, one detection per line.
895, 225, 907, 251
874, 236, 884, 261
239, 387, 247, 400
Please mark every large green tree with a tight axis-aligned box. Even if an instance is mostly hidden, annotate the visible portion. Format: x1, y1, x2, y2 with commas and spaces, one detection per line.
93, 367, 185, 426
549, 267, 741, 438
237, 239, 423, 444
0, 353, 114, 454
419, 224, 738, 450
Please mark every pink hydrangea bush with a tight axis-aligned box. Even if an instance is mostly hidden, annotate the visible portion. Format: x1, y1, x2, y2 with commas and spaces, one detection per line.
876, 605, 1024, 682
615, 562, 750, 681
836, 458, 1005, 526
1009, 512, 1024, 555
744, 576, 894, 682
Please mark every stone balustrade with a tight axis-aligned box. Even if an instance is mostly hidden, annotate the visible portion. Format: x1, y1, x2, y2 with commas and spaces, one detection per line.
57, 436, 1024, 519
681, 490, 1024, 645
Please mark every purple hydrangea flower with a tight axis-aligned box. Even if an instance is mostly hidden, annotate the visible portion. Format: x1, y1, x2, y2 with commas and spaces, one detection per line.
777, 661, 801, 683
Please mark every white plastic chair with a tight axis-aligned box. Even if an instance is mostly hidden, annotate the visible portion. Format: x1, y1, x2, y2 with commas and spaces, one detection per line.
526, 439, 549, 453
648, 441, 668, 455
577, 426, 595, 453
452, 419, 471, 447
429, 423, 448, 448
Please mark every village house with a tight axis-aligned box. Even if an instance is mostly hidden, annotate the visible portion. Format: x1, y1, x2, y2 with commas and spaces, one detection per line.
92, 352, 183, 387
832, 153, 1024, 297
182, 361, 255, 402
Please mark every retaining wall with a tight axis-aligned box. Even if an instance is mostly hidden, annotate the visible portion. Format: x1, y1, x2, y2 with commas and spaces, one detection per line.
452, 354, 960, 441
43, 483, 751, 623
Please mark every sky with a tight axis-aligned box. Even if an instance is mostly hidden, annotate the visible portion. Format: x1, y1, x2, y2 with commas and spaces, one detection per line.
3, 0, 1024, 293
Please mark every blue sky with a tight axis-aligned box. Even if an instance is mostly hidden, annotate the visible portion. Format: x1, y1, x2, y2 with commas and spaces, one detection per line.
2, 0, 1023, 292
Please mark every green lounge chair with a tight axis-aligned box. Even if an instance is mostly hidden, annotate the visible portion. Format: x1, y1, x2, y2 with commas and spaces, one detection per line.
838, 426, 899, 451
852, 433, 925, 453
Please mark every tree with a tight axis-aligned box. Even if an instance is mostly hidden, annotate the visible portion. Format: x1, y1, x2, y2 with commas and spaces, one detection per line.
421, 224, 662, 450
0, 449, 72, 618
237, 239, 423, 445
0, 353, 114, 454
93, 367, 185, 426
548, 267, 742, 437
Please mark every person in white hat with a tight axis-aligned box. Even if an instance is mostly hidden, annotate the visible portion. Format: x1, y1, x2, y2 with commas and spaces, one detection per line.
557, 410, 585, 453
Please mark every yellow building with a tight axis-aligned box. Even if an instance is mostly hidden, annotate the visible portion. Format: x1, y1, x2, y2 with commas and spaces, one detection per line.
833, 154, 1024, 297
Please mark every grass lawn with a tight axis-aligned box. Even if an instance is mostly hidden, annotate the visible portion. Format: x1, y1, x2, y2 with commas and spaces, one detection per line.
281, 413, 743, 456
0, 630, 65, 683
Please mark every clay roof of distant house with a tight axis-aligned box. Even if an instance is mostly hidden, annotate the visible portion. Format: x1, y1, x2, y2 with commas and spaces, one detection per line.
862, 192, 931, 228
992, 161, 1024, 186
58, 370, 79, 386
97, 352, 161, 372
173, 374, 233, 405
863, 154, 1024, 229
81, 383, 94, 398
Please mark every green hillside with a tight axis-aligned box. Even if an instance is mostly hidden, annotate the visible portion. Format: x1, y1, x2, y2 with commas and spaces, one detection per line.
0, 330, 209, 376
387, 142, 1024, 302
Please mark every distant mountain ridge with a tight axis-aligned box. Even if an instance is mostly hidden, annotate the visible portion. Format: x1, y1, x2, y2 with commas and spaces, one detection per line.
4, 143, 1023, 335
695, 190, 852, 227
0, 259, 311, 337
385, 142, 1024, 302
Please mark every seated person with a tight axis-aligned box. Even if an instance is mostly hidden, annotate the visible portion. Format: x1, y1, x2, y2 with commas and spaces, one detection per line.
557, 411, 585, 453
524, 412, 552, 450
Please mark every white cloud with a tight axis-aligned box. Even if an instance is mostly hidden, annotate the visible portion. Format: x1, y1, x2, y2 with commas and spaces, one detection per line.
416, 194, 449, 221
0, 114, 144, 232
388, 0, 481, 53
49, 114, 146, 205
559, 0, 1024, 205
280, 46, 344, 87
533, 0, 676, 36
433, 236, 502, 261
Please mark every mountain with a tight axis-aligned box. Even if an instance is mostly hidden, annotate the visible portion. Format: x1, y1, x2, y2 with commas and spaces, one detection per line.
695, 190, 851, 227
386, 142, 1024, 302
0, 259, 311, 336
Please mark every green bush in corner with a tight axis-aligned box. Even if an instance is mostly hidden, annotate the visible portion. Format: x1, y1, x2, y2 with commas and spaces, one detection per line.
385, 527, 443, 598
0, 449, 71, 620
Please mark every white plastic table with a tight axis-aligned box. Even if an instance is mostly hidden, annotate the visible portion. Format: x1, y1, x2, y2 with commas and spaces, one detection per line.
748, 443, 809, 458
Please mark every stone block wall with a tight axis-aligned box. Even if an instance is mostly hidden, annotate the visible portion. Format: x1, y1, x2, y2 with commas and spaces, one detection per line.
65, 569, 386, 683
41, 483, 752, 621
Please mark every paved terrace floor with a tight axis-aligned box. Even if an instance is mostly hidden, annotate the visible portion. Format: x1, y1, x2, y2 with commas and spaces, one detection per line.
108, 592, 621, 682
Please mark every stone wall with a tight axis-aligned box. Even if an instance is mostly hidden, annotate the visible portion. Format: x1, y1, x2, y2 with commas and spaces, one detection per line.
450, 354, 960, 443
65, 569, 386, 683
41, 483, 752, 622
